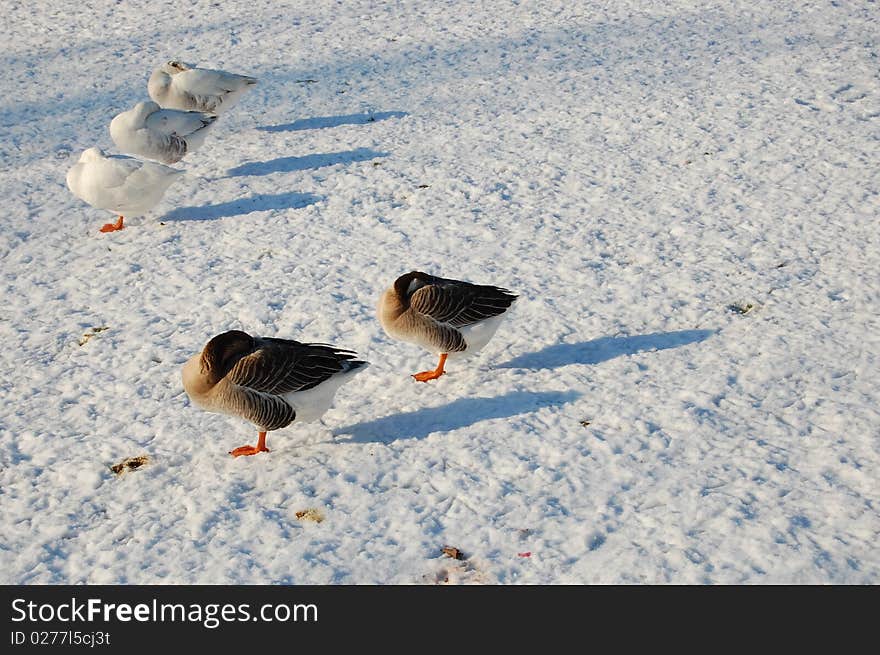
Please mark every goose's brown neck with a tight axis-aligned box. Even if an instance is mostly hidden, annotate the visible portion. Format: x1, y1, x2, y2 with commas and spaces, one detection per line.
379, 287, 406, 326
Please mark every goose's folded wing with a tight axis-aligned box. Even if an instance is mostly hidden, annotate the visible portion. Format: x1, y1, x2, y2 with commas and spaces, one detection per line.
410, 282, 517, 328
145, 108, 215, 136
92, 158, 141, 190
409, 283, 475, 323
114, 159, 181, 193
179, 69, 256, 95
226, 342, 355, 395
123, 167, 176, 195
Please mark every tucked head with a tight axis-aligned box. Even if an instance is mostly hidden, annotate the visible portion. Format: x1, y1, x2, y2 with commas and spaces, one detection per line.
79, 147, 105, 163
162, 60, 192, 75
393, 271, 433, 299
112, 101, 159, 129
199, 330, 255, 383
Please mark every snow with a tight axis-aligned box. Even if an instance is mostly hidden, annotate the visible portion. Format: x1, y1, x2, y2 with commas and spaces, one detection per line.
1, 0, 878, 584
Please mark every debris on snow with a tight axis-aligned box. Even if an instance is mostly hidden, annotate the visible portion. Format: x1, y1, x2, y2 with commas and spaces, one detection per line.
441, 546, 465, 560
295, 509, 325, 523
110, 455, 150, 476
78, 326, 110, 346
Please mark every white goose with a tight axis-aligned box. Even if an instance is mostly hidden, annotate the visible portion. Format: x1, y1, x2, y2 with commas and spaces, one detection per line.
182, 330, 369, 457
378, 271, 518, 382
66, 147, 184, 232
148, 60, 258, 115
109, 101, 217, 165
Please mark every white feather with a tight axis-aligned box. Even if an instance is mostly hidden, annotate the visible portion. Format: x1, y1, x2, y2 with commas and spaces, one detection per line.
66, 147, 184, 217
281, 364, 369, 424
148, 61, 258, 114
109, 101, 217, 164
452, 313, 509, 358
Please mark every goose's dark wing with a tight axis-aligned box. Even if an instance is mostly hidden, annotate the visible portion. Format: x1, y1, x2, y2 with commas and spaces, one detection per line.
409, 278, 517, 328
226, 339, 364, 395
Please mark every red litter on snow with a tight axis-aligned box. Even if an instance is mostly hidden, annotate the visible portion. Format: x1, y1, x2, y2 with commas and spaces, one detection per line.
517, 552, 531, 558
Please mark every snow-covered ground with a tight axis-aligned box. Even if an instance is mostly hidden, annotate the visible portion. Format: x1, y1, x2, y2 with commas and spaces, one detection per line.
1, 0, 877, 584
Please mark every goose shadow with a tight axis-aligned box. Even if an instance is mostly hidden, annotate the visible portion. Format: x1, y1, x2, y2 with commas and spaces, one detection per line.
227, 148, 389, 177
498, 330, 715, 370
257, 111, 408, 133
162, 191, 322, 221
334, 389, 580, 444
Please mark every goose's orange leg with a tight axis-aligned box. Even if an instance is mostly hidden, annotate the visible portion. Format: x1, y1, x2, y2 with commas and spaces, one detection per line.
230, 431, 270, 457
413, 353, 448, 382
100, 216, 125, 233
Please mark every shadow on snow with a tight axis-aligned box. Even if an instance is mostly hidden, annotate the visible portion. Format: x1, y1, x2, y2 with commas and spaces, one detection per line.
226, 148, 388, 177
256, 111, 408, 132
498, 330, 715, 370
161, 191, 322, 221
335, 389, 580, 444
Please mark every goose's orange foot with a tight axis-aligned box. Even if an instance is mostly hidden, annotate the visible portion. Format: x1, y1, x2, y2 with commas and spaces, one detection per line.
412, 369, 445, 382
412, 353, 448, 382
229, 431, 269, 457
229, 444, 270, 457
99, 216, 125, 233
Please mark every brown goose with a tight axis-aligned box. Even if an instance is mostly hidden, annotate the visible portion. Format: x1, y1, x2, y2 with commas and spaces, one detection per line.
377, 271, 518, 382
182, 330, 368, 456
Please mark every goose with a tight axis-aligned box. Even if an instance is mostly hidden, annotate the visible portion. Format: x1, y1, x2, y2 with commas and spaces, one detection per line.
109, 101, 217, 165
148, 60, 258, 115
66, 147, 185, 232
182, 330, 369, 457
377, 271, 518, 382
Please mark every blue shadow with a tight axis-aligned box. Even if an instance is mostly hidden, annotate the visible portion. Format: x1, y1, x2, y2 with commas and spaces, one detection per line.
257, 111, 408, 133
335, 390, 580, 443
162, 191, 322, 221
499, 330, 715, 370
227, 148, 389, 177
